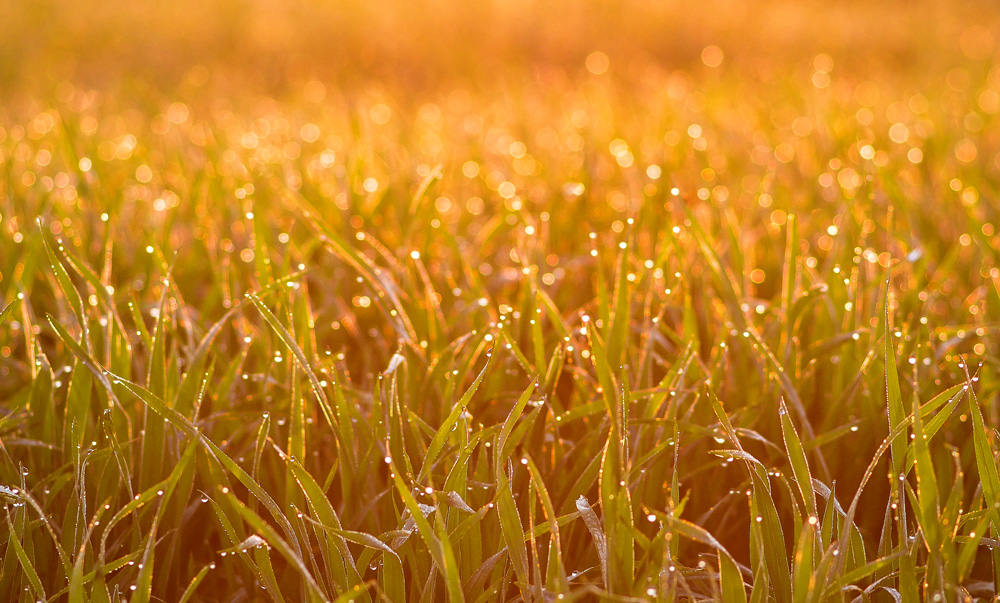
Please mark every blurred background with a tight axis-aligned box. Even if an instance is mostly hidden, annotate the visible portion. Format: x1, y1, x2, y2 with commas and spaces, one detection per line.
1, 0, 998, 96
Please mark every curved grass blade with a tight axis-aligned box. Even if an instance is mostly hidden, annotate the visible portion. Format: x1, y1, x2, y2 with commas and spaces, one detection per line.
226, 492, 329, 601
5, 512, 46, 601
330, 529, 405, 603
524, 455, 568, 594
0, 300, 16, 326
780, 400, 816, 518
660, 513, 747, 603
176, 564, 211, 603
107, 375, 303, 557
389, 465, 465, 602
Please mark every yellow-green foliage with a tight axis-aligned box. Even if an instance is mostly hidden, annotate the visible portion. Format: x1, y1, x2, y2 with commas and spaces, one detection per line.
1, 1, 1000, 601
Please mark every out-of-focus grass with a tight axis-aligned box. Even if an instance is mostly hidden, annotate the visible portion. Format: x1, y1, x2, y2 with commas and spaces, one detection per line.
2, 1, 1000, 601
1, 0, 997, 92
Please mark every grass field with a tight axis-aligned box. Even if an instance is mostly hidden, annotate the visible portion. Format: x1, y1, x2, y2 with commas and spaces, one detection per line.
2, 0, 1000, 601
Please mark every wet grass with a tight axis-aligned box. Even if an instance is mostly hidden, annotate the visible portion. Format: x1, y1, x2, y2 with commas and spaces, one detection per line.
2, 3, 1000, 601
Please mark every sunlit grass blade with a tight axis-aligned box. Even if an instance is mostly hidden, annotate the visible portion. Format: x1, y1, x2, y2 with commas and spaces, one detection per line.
750, 467, 791, 603
389, 464, 465, 602
0, 300, 16, 326
659, 513, 747, 603
523, 454, 568, 594
226, 492, 329, 601
248, 292, 349, 459
586, 325, 633, 594
791, 518, 814, 603
285, 454, 364, 595
39, 221, 91, 352
176, 564, 211, 603
966, 371, 1000, 586
494, 382, 536, 596
5, 512, 46, 601
329, 528, 405, 603
574, 495, 608, 589
779, 400, 816, 518
107, 375, 304, 555
418, 353, 491, 483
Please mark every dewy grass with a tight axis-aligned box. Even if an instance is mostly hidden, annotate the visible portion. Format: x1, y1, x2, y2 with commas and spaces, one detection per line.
2, 2, 1000, 601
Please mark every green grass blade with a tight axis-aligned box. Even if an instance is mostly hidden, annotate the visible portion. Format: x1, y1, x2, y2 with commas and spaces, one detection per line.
6, 513, 46, 601
780, 400, 816, 518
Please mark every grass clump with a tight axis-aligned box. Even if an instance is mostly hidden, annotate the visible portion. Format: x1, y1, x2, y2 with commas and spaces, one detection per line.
2, 1, 1000, 601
